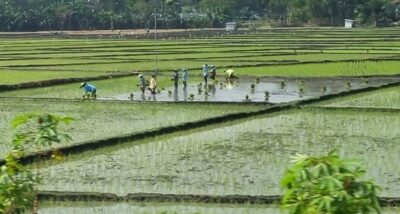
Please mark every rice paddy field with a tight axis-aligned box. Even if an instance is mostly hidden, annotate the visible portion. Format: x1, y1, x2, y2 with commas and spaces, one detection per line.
0, 28, 399, 213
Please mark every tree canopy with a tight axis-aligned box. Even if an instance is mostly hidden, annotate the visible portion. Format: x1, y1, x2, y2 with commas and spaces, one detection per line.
0, 0, 399, 31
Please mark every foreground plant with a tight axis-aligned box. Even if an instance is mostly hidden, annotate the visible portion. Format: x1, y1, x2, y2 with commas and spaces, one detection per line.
0, 114, 73, 214
281, 151, 381, 214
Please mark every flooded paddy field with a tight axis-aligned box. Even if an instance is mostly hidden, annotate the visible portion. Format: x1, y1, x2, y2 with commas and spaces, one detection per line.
36, 108, 400, 197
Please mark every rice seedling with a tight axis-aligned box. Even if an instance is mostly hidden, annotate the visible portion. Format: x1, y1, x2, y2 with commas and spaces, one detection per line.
35, 109, 400, 197
243, 95, 251, 102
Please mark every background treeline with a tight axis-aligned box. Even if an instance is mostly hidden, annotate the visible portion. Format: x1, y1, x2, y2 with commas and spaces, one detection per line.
0, 0, 399, 31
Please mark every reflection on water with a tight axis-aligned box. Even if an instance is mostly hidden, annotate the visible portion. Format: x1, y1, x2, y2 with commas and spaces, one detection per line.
110, 77, 399, 103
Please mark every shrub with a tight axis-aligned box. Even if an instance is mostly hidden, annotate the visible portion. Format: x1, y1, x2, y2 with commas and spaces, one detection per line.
281, 151, 381, 214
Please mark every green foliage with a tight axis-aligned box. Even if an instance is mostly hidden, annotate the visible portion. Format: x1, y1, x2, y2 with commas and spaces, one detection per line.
281, 151, 381, 214
0, 113, 73, 213
0, 0, 398, 30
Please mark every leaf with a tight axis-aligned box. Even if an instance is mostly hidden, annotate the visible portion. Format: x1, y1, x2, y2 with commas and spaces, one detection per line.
11, 114, 36, 128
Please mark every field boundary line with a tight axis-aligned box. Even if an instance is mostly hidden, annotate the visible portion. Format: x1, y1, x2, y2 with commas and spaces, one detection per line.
0, 80, 399, 166
37, 191, 400, 206
304, 106, 400, 113
0, 72, 138, 92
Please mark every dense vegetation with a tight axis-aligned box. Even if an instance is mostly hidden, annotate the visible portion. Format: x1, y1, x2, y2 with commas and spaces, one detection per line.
0, 0, 399, 31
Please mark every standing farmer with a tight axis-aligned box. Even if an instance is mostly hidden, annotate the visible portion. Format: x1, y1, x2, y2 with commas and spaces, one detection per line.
202, 64, 209, 86
210, 65, 217, 81
137, 74, 146, 94
80, 82, 97, 99
182, 68, 189, 89
172, 69, 179, 88
148, 74, 157, 95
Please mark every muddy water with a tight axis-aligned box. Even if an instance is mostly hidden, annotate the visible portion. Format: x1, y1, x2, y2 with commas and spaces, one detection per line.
110, 77, 399, 103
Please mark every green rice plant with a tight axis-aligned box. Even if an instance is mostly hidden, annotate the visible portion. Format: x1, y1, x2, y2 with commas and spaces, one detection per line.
35, 109, 400, 197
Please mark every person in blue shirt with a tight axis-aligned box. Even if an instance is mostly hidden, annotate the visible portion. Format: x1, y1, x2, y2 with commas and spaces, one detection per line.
202, 64, 209, 86
182, 68, 189, 89
80, 82, 97, 99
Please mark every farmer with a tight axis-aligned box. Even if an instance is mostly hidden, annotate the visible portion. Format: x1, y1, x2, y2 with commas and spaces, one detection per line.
148, 74, 157, 95
172, 69, 179, 88
182, 68, 189, 89
202, 64, 209, 86
210, 65, 217, 80
225, 69, 237, 81
80, 82, 97, 98
137, 74, 146, 94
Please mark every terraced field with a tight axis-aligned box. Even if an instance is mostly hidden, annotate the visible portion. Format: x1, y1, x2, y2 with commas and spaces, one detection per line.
1, 28, 399, 213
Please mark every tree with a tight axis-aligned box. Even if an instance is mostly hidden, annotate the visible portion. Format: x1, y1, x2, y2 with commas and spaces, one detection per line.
0, 114, 73, 214
281, 151, 381, 214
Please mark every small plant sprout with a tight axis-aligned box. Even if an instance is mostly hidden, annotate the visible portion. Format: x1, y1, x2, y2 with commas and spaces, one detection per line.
129, 93, 134, 100
157, 90, 161, 94
250, 84, 255, 90
281, 81, 286, 89
264, 91, 270, 98
256, 78, 260, 84
365, 80, 369, 85
161, 87, 165, 91
214, 79, 219, 84
322, 86, 327, 93
205, 91, 209, 96
168, 90, 172, 96
198, 87, 203, 94
188, 94, 195, 101
298, 87, 304, 93
347, 82, 352, 88
243, 95, 251, 102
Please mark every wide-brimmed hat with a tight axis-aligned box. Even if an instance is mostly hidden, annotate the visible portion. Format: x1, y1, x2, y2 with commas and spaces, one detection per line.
80, 82, 87, 88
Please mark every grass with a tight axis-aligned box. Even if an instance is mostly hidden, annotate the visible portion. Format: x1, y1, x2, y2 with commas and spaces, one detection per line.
36, 108, 400, 197
0, 70, 109, 85
316, 86, 400, 109
0, 98, 264, 158
237, 60, 400, 77
0, 28, 400, 80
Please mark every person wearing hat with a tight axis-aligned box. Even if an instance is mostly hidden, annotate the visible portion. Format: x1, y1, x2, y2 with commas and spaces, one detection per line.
182, 68, 189, 89
202, 64, 209, 86
80, 82, 97, 99
137, 74, 146, 94
210, 65, 217, 81
172, 69, 179, 88
148, 74, 157, 95
225, 69, 237, 81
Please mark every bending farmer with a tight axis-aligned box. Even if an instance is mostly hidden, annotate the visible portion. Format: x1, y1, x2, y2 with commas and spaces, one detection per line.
225, 69, 238, 81
80, 82, 97, 99
148, 74, 157, 95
